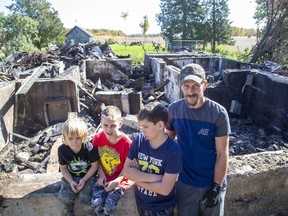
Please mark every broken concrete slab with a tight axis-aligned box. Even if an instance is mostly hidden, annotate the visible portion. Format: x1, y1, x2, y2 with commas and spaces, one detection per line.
226, 150, 288, 216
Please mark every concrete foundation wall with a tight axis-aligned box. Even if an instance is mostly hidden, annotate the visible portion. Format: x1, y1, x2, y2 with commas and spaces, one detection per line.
86, 59, 132, 85
15, 79, 79, 133
1, 151, 287, 216
226, 151, 288, 216
164, 66, 181, 103
150, 57, 288, 133
145, 54, 253, 80
245, 71, 288, 134
94, 90, 142, 115
219, 69, 288, 133
0, 82, 15, 148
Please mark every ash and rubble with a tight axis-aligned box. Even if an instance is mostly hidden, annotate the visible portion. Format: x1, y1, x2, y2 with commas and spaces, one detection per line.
0, 41, 288, 176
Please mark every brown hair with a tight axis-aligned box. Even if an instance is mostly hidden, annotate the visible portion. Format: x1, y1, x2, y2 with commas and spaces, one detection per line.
138, 102, 168, 125
101, 105, 122, 121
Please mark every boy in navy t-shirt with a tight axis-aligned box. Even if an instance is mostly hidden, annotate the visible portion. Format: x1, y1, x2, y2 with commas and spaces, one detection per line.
123, 102, 182, 216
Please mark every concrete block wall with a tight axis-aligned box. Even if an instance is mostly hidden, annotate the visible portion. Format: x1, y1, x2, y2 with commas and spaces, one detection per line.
144, 54, 253, 81
226, 151, 288, 216
85, 59, 132, 85
163, 66, 181, 103
1, 151, 287, 216
94, 90, 142, 115
222, 69, 288, 134
0, 81, 15, 148
14, 79, 79, 133
149, 56, 288, 133
245, 70, 288, 134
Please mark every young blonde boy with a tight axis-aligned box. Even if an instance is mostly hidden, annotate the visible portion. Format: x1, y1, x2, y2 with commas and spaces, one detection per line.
91, 106, 131, 216
58, 117, 99, 216
123, 102, 182, 216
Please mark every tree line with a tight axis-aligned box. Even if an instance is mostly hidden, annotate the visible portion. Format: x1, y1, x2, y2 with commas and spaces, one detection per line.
0, 0, 288, 66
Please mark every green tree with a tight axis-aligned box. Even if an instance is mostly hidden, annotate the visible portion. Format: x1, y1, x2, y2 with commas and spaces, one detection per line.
0, 13, 38, 55
7, 0, 66, 49
251, 0, 288, 65
139, 15, 150, 35
156, 0, 204, 42
156, 0, 233, 51
200, 0, 234, 52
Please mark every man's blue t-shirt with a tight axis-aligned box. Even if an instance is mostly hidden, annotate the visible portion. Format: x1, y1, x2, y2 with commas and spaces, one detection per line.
166, 98, 230, 188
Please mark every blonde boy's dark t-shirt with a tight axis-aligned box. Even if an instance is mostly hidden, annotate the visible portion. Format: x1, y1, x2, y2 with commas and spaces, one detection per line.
58, 141, 100, 177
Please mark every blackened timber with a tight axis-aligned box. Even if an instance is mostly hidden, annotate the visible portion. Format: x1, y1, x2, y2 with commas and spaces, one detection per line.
15, 66, 47, 95
154, 79, 169, 92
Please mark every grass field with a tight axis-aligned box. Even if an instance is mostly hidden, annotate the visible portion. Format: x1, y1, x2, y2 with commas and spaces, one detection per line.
111, 36, 258, 63
110, 43, 166, 64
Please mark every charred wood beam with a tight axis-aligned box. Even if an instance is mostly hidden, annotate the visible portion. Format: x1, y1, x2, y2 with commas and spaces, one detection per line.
10, 133, 30, 141
154, 79, 169, 92
78, 84, 103, 105
33, 156, 50, 173
15, 66, 47, 95
15, 155, 39, 170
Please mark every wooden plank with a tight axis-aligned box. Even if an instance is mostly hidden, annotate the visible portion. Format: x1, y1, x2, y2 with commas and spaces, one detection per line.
15, 66, 47, 95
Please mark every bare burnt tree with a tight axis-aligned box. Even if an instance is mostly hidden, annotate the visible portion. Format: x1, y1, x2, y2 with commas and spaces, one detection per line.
251, 0, 288, 65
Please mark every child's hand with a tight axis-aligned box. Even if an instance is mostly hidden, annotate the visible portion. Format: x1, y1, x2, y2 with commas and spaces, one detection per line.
76, 179, 85, 191
70, 181, 79, 193
104, 180, 118, 192
131, 158, 139, 169
97, 176, 106, 186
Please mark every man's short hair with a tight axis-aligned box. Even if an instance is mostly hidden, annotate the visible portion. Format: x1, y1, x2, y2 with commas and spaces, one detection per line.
138, 102, 168, 125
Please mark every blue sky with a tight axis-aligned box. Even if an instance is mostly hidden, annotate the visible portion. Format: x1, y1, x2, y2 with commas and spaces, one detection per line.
0, 0, 257, 34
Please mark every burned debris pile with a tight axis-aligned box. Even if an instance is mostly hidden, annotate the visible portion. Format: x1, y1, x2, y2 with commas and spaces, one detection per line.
1, 116, 287, 175
0, 41, 119, 81
0, 41, 288, 177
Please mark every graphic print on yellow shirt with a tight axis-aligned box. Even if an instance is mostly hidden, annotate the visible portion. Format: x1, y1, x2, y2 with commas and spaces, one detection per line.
98, 145, 120, 175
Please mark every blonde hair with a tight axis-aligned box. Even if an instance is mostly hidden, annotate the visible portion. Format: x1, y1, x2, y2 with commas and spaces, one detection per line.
62, 118, 88, 143
101, 106, 122, 121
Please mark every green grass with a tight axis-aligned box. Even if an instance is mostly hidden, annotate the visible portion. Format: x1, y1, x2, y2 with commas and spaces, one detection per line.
0, 52, 5, 59
110, 43, 167, 65
110, 43, 251, 64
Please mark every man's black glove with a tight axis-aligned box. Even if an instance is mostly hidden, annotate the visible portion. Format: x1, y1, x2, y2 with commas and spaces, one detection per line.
202, 182, 221, 208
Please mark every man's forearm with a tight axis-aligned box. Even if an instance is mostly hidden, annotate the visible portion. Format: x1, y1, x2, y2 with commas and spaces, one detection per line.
214, 153, 228, 186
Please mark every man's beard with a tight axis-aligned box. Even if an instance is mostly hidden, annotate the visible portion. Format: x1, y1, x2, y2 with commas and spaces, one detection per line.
185, 94, 199, 108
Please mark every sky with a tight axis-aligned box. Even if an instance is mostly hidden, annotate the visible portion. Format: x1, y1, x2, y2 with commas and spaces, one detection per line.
0, 0, 257, 35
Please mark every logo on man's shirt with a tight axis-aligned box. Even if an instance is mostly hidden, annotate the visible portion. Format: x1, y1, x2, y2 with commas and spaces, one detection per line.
198, 128, 209, 136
